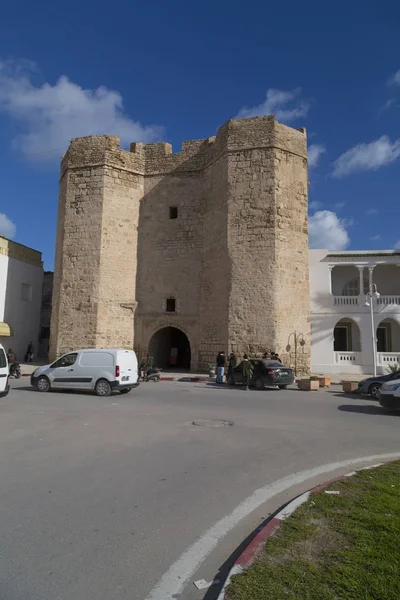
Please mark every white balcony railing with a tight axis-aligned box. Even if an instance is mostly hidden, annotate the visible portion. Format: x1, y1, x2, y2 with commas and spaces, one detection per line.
377, 353, 400, 366
334, 351, 361, 364
334, 296, 359, 306
333, 295, 400, 311
376, 295, 400, 306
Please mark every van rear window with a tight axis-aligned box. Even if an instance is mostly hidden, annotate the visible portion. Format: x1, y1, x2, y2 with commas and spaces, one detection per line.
0, 349, 7, 368
79, 352, 114, 367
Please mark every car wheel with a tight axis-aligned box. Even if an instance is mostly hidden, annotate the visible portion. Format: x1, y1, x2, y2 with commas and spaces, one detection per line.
95, 379, 112, 397
36, 376, 50, 392
278, 385, 288, 390
228, 375, 235, 386
369, 382, 381, 399
255, 378, 265, 390
120, 387, 132, 394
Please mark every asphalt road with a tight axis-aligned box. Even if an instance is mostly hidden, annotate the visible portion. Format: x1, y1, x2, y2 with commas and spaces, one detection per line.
0, 379, 399, 600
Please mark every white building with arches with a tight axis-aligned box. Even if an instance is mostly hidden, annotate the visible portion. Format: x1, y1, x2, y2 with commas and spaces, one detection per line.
310, 249, 400, 375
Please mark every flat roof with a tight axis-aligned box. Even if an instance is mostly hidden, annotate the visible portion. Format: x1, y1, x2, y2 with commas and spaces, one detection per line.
327, 250, 400, 258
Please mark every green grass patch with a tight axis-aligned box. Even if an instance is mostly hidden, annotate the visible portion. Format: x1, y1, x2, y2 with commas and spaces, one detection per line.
226, 461, 400, 600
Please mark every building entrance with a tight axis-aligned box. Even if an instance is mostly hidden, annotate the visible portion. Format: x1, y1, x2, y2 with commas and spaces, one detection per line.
148, 327, 191, 370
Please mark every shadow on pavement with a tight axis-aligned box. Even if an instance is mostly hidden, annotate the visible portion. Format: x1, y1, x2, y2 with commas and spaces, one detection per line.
330, 392, 370, 401
338, 404, 400, 416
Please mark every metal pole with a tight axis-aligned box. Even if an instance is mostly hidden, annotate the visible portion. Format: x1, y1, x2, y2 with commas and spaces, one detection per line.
294, 330, 297, 377
370, 295, 377, 377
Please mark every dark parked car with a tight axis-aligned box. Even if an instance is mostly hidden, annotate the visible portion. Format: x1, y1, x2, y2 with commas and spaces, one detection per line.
228, 359, 294, 390
357, 371, 400, 399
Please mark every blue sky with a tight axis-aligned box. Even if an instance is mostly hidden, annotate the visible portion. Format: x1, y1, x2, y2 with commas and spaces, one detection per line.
0, 0, 399, 269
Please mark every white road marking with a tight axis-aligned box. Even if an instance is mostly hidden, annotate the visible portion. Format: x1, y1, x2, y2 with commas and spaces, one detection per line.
145, 452, 400, 600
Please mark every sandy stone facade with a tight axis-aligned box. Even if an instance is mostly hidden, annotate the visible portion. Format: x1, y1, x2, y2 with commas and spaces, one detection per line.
50, 116, 311, 374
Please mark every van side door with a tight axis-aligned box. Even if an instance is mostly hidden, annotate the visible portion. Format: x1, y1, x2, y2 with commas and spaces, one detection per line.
48, 353, 78, 389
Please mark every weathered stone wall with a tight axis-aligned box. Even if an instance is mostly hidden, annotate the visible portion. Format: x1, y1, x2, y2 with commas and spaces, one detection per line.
95, 165, 143, 349
50, 164, 103, 359
50, 135, 143, 359
198, 153, 230, 370
135, 168, 204, 370
226, 118, 310, 375
51, 119, 310, 374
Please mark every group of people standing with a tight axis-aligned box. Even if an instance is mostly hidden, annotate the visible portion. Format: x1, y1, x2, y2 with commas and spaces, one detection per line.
215, 350, 282, 390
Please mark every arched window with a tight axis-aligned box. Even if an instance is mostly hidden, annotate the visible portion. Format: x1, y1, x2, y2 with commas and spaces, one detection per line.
342, 277, 369, 296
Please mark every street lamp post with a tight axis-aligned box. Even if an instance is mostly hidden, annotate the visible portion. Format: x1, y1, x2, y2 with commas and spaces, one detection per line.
364, 283, 380, 377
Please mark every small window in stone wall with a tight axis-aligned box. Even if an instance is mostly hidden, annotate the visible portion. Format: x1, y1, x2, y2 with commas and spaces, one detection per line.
21, 283, 32, 302
169, 206, 178, 219
166, 298, 176, 312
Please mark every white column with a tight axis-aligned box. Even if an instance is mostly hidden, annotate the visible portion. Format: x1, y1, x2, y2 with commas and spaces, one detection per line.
328, 266, 333, 295
357, 266, 364, 297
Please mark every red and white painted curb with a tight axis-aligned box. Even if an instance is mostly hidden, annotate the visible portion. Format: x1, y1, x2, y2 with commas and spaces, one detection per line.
216, 462, 385, 599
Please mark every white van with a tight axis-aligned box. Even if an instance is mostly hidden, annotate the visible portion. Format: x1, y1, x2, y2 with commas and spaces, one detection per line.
31, 349, 139, 396
0, 343, 10, 397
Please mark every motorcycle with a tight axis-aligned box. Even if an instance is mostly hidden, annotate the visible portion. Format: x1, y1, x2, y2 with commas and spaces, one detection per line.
139, 367, 161, 382
9, 362, 22, 379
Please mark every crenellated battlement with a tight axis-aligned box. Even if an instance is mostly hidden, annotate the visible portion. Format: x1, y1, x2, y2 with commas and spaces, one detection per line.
61, 116, 307, 179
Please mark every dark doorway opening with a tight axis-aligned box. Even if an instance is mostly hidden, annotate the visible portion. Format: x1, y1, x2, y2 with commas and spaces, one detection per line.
148, 327, 191, 370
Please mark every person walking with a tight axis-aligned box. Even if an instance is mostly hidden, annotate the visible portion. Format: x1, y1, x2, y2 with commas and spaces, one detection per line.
7, 348, 17, 363
238, 354, 253, 390
227, 352, 237, 381
216, 351, 226, 384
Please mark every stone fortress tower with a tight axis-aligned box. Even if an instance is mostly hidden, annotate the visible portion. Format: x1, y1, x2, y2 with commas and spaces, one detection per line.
50, 116, 311, 374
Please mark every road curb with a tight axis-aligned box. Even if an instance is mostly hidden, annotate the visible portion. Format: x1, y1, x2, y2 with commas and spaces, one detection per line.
216, 462, 386, 599
159, 376, 210, 382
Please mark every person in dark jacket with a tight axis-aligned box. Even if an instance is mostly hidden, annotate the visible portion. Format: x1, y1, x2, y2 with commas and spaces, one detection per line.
227, 353, 237, 380
238, 354, 253, 390
216, 351, 226, 384
24, 342, 34, 362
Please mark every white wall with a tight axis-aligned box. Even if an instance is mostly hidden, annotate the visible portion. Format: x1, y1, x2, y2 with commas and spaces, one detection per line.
0, 255, 43, 361
0, 254, 8, 321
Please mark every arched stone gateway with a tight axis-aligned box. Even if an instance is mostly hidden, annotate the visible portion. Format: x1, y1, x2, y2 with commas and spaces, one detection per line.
149, 327, 191, 370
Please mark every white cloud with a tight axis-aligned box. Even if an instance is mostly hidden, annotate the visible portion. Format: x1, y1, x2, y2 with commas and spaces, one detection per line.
0, 59, 164, 160
309, 200, 322, 210
333, 135, 400, 177
334, 201, 346, 210
366, 208, 378, 215
387, 70, 400, 86
395, 240, 400, 249
308, 210, 350, 250
236, 88, 309, 122
379, 98, 396, 114
0, 213, 16, 239
370, 234, 381, 241
308, 144, 326, 168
